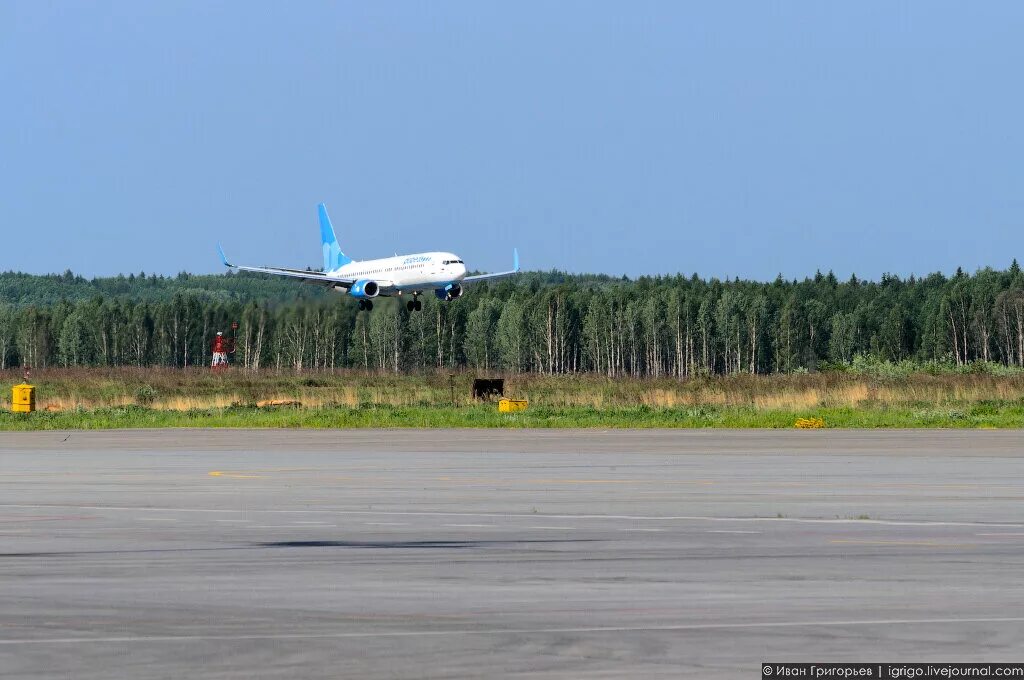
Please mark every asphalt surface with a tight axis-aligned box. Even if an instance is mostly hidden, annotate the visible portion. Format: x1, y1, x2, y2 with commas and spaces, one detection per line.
1, 429, 1023, 679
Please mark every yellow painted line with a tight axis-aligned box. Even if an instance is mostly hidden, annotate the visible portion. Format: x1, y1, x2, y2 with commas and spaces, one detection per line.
830, 539, 974, 548
207, 471, 261, 479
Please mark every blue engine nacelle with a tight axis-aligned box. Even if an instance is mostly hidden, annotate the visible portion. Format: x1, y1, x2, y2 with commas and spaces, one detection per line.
349, 279, 380, 299
435, 283, 463, 301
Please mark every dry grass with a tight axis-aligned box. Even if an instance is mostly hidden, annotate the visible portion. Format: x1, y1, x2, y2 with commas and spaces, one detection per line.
2, 367, 1024, 413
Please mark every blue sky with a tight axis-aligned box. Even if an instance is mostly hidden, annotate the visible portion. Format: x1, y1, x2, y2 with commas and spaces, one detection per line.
2, 2, 1022, 280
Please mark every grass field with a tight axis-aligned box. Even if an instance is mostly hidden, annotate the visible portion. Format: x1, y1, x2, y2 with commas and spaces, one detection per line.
2, 367, 1024, 429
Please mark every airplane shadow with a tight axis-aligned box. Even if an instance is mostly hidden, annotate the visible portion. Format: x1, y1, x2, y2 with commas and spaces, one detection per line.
0, 540, 595, 559
258, 539, 594, 550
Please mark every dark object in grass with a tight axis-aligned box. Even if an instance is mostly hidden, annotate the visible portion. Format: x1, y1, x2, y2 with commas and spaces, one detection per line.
472, 378, 504, 400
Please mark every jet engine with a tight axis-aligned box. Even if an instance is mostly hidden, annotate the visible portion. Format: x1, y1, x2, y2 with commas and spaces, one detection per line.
349, 279, 380, 299
435, 283, 463, 301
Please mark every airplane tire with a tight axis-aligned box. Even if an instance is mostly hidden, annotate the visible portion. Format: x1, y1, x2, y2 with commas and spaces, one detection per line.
414, 300, 422, 311
407, 300, 415, 312
357, 300, 365, 311
365, 300, 373, 311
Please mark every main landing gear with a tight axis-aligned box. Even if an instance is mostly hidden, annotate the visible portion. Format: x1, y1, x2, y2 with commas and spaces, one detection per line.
406, 294, 422, 312
357, 300, 374, 311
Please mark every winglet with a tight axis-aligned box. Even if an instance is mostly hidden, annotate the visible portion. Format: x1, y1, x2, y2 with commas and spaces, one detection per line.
513, 248, 520, 272
217, 243, 232, 268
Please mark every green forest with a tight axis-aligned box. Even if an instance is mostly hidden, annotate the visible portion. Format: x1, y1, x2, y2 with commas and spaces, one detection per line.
2, 263, 1024, 376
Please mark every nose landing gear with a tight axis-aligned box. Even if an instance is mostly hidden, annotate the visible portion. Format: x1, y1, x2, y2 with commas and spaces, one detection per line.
405, 294, 422, 312
357, 300, 374, 311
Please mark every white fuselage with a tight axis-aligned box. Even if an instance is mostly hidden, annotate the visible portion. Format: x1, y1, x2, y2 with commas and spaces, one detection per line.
329, 251, 467, 293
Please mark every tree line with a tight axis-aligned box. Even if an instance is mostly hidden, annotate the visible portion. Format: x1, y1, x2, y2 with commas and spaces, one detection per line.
2, 263, 1024, 375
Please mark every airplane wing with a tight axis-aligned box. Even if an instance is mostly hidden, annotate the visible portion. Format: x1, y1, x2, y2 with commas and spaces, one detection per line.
217, 245, 356, 289
461, 248, 520, 286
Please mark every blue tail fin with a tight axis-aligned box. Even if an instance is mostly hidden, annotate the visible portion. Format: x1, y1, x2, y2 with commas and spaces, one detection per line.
318, 203, 352, 271
216, 243, 231, 267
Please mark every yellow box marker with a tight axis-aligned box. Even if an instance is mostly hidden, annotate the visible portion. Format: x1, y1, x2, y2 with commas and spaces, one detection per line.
795, 417, 825, 429
498, 398, 528, 413
11, 384, 35, 413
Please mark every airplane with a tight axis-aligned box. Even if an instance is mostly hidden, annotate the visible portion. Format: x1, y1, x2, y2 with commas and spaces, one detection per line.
217, 203, 520, 312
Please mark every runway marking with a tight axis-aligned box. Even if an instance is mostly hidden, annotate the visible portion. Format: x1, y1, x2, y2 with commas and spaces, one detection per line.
706, 530, 761, 534
0, 515, 94, 523
364, 522, 408, 526
137, 518, 177, 522
247, 525, 325, 529
293, 521, 331, 525
528, 526, 576, 530
830, 539, 973, 548
0, 504, 1019, 529
5, 617, 1024, 645
208, 471, 261, 479
617, 527, 662, 532
214, 519, 249, 523
443, 524, 492, 528
976, 532, 1024, 536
